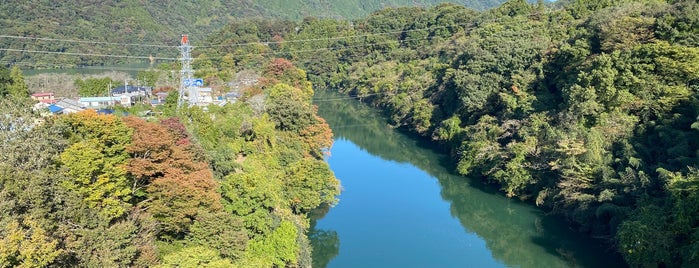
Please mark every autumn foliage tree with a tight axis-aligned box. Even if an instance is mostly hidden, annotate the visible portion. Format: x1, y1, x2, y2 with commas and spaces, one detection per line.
122, 117, 222, 237
263, 58, 313, 96
300, 114, 334, 158
60, 110, 133, 220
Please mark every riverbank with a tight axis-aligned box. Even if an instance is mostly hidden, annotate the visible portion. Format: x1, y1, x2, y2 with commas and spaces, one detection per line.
311, 90, 626, 267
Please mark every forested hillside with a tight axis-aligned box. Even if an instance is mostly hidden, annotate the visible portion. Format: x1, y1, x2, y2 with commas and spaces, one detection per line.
254, 0, 507, 19
3, 0, 698, 266
0, 0, 508, 68
0, 57, 341, 266
191, 0, 699, 266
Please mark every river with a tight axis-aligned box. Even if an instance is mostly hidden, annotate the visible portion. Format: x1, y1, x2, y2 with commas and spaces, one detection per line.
310, 91, 626, 268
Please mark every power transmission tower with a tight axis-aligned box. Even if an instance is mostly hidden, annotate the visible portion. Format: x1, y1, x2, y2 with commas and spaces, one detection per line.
178, 34, 193, 109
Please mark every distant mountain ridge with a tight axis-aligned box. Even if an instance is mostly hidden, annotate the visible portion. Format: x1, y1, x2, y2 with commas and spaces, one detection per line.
255, 0, 509, 19
0, 0, 508, 68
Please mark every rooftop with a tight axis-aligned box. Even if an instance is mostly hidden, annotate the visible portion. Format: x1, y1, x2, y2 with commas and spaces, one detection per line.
48, 104, 64, 113
55, 99, 85, 110
80, 96, 121, 102
111, 85, 151, 95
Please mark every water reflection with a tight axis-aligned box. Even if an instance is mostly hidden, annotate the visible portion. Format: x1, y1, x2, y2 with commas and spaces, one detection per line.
312, 90, 625, 268
309, 204, 340, 268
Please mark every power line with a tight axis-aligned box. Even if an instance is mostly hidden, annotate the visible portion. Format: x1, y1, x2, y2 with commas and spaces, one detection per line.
0, 35, 178, 48
76, 65, 161, 71
1, 36, 424, 70
192, 18, 503, 59
0, 17, 496, 61
195, 35, 433, 61
5, 64, 159, 71
0, 48, 178, 61
1, 35, 410, 66
194, 23, 461, 48
1, 15, 506, 68
0, 32, 425, 64
194, 21, 486, 49
0, 61, 161, 70
0, 19, 476, 50
2, 34, 433, 68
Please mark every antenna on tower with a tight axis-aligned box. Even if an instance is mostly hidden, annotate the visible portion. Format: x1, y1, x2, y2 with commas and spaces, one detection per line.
178, 34, 193, 110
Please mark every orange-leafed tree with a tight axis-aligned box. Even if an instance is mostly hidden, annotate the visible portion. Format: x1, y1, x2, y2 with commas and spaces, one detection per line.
263, 58, 313, 96
300, 114, 334, 158
122, 117, 222, 237
121, 117, 173, 198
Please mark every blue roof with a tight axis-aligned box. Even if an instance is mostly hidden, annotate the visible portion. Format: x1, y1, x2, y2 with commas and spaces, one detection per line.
48, 104, 63, 113
97, 109, 115, 115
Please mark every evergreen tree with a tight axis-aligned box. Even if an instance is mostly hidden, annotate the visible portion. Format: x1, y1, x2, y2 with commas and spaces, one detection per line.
7, 66, 28, 98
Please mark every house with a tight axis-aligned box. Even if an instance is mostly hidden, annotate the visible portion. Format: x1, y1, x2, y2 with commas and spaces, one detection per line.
53, 99, 85, 114
188, 87, 214, 106
150, 92, 170, 106
197, 87, 213, 105
110, 85, 152, 106
47, 104, 64, 114
31, 92, 56, 104
79, 96, 122, 108
111, 85, 151, 97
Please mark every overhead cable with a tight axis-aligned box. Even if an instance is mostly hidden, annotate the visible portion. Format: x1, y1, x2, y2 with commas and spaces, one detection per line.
195, 35, 433, 60
0, 35, 178, 48
194, 23, 461, 48
0, 48, 178, 60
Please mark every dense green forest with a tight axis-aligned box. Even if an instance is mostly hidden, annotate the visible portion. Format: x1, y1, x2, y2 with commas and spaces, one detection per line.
188, 0, 699, 266
0, 0, 508, 68
0, 58, 340, 266
2, 0, 699, 266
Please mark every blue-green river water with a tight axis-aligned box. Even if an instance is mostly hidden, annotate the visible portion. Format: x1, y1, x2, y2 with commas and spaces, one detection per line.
311, 91, 626, 268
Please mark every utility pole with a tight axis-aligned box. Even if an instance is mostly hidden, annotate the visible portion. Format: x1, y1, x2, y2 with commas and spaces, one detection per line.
124, 79, 129, 107
178, 34, 193, 110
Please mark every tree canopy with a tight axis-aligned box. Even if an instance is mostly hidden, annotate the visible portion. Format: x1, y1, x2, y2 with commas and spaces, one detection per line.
0, 57, 339, 267
193, 0, 699, 266
2, 0, 699, 266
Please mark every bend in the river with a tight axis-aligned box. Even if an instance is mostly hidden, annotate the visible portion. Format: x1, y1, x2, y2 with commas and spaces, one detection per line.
310, 90, 626, 268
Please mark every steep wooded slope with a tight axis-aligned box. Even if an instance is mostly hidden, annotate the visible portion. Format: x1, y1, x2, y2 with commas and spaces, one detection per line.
193, 0, 699, 266
0, 0, 508, 67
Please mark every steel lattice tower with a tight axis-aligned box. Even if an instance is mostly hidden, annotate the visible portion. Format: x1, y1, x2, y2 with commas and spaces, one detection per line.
178, 34, 193, 109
